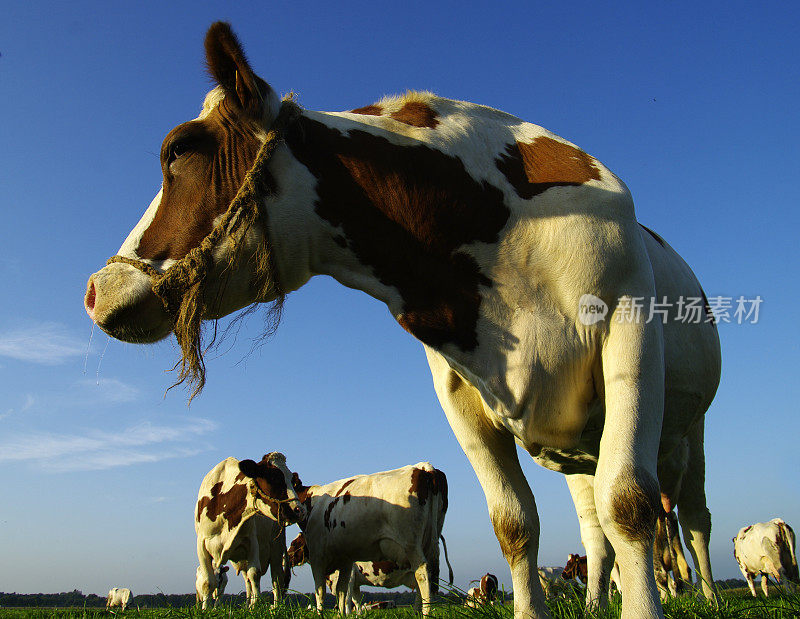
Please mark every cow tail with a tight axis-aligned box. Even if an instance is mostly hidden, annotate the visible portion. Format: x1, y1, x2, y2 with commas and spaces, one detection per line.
779, 522, 799, 582
440, 535, 454, 585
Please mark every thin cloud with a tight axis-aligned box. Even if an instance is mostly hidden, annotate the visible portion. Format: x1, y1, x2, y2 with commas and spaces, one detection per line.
0, 323, 87, 365
71, 378, 140, 405
0, 418, 217, 472
1, 394, 34, 420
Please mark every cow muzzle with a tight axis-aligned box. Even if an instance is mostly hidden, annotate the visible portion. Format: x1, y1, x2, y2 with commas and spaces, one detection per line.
85, 263, 172, 343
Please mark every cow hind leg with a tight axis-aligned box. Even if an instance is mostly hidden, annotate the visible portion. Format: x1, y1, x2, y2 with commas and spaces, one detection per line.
245, 566, 261, 607
409, 557, 431, 616
761, 574, 770, 597
196, 539, 216, 611
594, 316, 664, 619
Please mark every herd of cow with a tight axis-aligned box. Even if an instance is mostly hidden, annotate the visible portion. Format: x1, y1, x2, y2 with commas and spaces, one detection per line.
103, 455, 797, 613
85, 21, 797, 619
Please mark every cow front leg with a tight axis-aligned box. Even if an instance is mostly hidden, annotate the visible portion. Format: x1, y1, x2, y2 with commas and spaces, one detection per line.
565, 473, 615, 608
407, 552, 432, 616
761, 574, 770, 597
594, 312, 664, 619
312, 564, 327, 613
426, 348, 550, 619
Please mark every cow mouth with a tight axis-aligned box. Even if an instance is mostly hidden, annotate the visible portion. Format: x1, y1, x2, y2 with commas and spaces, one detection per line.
85, 264, 173, 343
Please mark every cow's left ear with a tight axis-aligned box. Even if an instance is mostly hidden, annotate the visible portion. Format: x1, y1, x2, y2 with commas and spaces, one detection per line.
238, 458, 260, 478
204, 22, 271, 119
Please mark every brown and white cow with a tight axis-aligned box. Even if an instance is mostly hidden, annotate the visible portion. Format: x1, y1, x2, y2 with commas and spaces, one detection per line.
84, 22, 722, 619
465, 573, 499, 607
653, 511, 693, 600
733, 518, 798, 597
195, 453, 304, 609
569, 511, 693, 603
290, 545, 451, 614
286, 462, 449, 615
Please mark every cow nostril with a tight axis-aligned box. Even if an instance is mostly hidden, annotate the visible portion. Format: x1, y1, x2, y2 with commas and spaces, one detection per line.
84, 279, 97, 315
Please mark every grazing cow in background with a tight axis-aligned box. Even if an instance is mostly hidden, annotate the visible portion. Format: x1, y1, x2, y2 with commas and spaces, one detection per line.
466, 572, 500, 607
653, 511, 692, 600
84, 21, 722, 619
196, 564, 229, 607
733, 518, 798, 597
287, 462, 450, 615
537, 566, 577, 599
195, 453, 305, 609
288, 533, 453, 613
578, 511, 694, 602
106, 587, 133, 610
561, 554, 588, 584
364, 600, 396, 610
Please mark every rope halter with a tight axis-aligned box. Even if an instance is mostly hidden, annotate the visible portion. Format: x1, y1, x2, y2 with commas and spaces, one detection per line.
105, 98, 302, 398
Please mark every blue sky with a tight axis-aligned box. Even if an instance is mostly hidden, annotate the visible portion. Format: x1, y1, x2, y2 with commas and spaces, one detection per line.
1, 0, 798, 598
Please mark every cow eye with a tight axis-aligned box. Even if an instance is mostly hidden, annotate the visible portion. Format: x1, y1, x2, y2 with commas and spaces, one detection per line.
171, 141, 190, 161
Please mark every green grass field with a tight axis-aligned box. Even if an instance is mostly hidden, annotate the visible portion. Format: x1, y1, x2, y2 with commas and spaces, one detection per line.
1, 589, 799, 619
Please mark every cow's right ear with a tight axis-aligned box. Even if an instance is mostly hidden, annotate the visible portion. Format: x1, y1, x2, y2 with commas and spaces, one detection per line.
238, 459, 260, 478
204, 22, 272, 120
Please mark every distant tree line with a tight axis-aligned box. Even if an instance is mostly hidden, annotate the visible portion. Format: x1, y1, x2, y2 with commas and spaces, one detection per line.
0, 582, 745, 608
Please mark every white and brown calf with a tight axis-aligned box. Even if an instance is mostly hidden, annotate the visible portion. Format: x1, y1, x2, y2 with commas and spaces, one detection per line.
287, 463, 449, 615
733, 518, 798, 597
85, 22, 722, 619
195, 453, 304, 609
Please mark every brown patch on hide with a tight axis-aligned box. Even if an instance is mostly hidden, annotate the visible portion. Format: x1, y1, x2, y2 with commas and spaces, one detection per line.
335, 479, 355, 496
372, 561, 399, 576
409, 467, 432, 506
324, 498, 339, 530
351, 104, 383, 116
609, 474, 660, 543
491, 509, 531, 566
285, 116, 510, 351
196, 481, 247, 528
495, 136, 600, 199
390, 101, 439, 128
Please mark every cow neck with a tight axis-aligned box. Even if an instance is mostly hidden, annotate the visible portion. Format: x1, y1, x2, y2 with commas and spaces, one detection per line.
106, 98, 302, 398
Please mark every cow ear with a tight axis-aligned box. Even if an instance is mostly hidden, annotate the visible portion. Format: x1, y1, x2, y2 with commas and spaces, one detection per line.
238, 459, 260, 478
204, 22, 270, 118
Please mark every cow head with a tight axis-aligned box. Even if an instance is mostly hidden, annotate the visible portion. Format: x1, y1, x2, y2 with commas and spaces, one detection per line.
238, 452, 306, 525
561, 553, 583, 580
287, 533, 309, 568
84, 22, 286, 392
